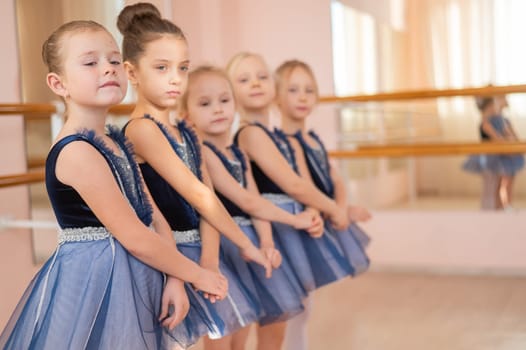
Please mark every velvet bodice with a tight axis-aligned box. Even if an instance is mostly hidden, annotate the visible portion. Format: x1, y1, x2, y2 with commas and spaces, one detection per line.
292, 130, 335, 198
234, 123, 297, 195
45, 126, 152, 229
124, 116, 202, 231
204, 142, 249, 218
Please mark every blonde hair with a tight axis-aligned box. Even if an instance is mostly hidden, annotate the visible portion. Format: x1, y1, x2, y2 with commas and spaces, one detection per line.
225, 52, 274, 120
42, 20, 107, 74
274, 59, 319, 100
180, 65, 235, 114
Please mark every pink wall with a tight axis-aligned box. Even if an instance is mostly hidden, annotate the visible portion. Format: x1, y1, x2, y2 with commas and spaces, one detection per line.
0, 0, 37, 330
172, 0, 339, 147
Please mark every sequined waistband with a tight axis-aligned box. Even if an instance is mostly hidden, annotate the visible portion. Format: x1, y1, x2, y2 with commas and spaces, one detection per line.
58, 226, 111, 244
173, 228, 201, 244
233, 216, 252, 226
262, 193, 295, 204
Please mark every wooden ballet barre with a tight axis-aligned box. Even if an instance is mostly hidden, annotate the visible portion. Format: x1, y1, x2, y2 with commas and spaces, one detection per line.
319, 84, 526, 103
329, 142, 526, 158
0, 103, 56, 115
1, 84, 526, 117
27, 157, 46, 169
0, 103, 135, 116
3, 142, 526, 189
0, 170, 45, 188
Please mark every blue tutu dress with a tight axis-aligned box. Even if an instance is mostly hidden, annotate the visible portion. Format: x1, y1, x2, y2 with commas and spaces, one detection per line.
291, 130, 370, 276
123, 116, 261, 343
234, 124, 352, 292
0, 127, 182, 349
204, 141, 306, 325
463, 115, 525, 176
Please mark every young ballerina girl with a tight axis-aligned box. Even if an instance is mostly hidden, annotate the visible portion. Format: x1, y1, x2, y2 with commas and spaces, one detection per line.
274, 59, 371, 275
463, 95, 525, 210
117, 3, 271, 346
182, 65, 322, 350
227, 52, 354, 350
0, 20, 227, 350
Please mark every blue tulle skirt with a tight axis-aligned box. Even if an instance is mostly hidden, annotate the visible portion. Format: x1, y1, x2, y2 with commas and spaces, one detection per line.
220, 218, 306, 326
349, 223, 371, 249
326, 223, 370, 276
0, 236, 182, 350
172, 239, 261, 341
463, 153, 525, 176
263, 194, 352, 292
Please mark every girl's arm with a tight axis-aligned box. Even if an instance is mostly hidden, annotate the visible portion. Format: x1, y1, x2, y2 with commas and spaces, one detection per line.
198, 159, 222, 272
331, 164, 371, 222
142, 178, 192, 323
125, 119, 270, 276
56, 140, 227, 297
503, 119, 519, 141
237, 126, 348, 229
250, 218, 282, 268
203, 147, 313, 230
201, 144, 271, 277
481, 117, 505, 141
329, 156, 372, 222
329, 160, 348, 209
286, 137, 337, 236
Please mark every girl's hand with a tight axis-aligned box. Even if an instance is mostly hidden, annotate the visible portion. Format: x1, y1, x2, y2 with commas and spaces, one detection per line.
293, 210, 316, 230
192, 267, 228, 302
261, 245, 282, 269
240, 243, 272, 278
306, 211, 324, 238
348, 205, 372, 223
159, 277, 189, 330
329, 206, 349, 231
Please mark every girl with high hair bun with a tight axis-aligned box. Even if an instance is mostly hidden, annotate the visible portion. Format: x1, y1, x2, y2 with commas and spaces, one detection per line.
0, 20, 227, 350
117, 3, 271, 348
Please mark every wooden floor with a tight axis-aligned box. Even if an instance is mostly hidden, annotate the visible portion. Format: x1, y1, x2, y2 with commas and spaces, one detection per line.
194, 271, 526, 350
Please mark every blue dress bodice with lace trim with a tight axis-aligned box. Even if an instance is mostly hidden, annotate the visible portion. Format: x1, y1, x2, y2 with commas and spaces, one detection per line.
123, 116, 202, 231
45, 126, 152, 229
291, 130, 335, 198
233, 123, 297, 194
203, 142, 249, 218
0, 126, 183, 350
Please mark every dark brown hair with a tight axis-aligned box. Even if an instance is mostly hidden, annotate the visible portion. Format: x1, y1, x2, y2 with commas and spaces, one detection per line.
42, 20, 107, 74
117, 2, 186, 63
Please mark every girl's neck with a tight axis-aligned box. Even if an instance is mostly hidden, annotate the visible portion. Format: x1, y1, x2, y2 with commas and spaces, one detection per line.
131, 94, 172, 124
280, 115, 306, 135
241, 108, 271, 127
63, 103, 108, 134
202, 131, 232, 150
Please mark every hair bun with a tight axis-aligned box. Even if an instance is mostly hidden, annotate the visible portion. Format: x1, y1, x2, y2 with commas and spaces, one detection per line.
117, 2, 161, 35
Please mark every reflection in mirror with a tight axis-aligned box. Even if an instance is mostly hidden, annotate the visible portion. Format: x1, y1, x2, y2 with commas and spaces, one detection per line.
336, 98, 526, 211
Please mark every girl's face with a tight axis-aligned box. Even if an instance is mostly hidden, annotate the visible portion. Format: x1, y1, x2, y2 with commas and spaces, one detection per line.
57, 29, 127, 108
277, 67, 317, 121
493, 95, 508, 114
186, 73, 236, 136
230, 55, 275, 112
130, 35, 189, 109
